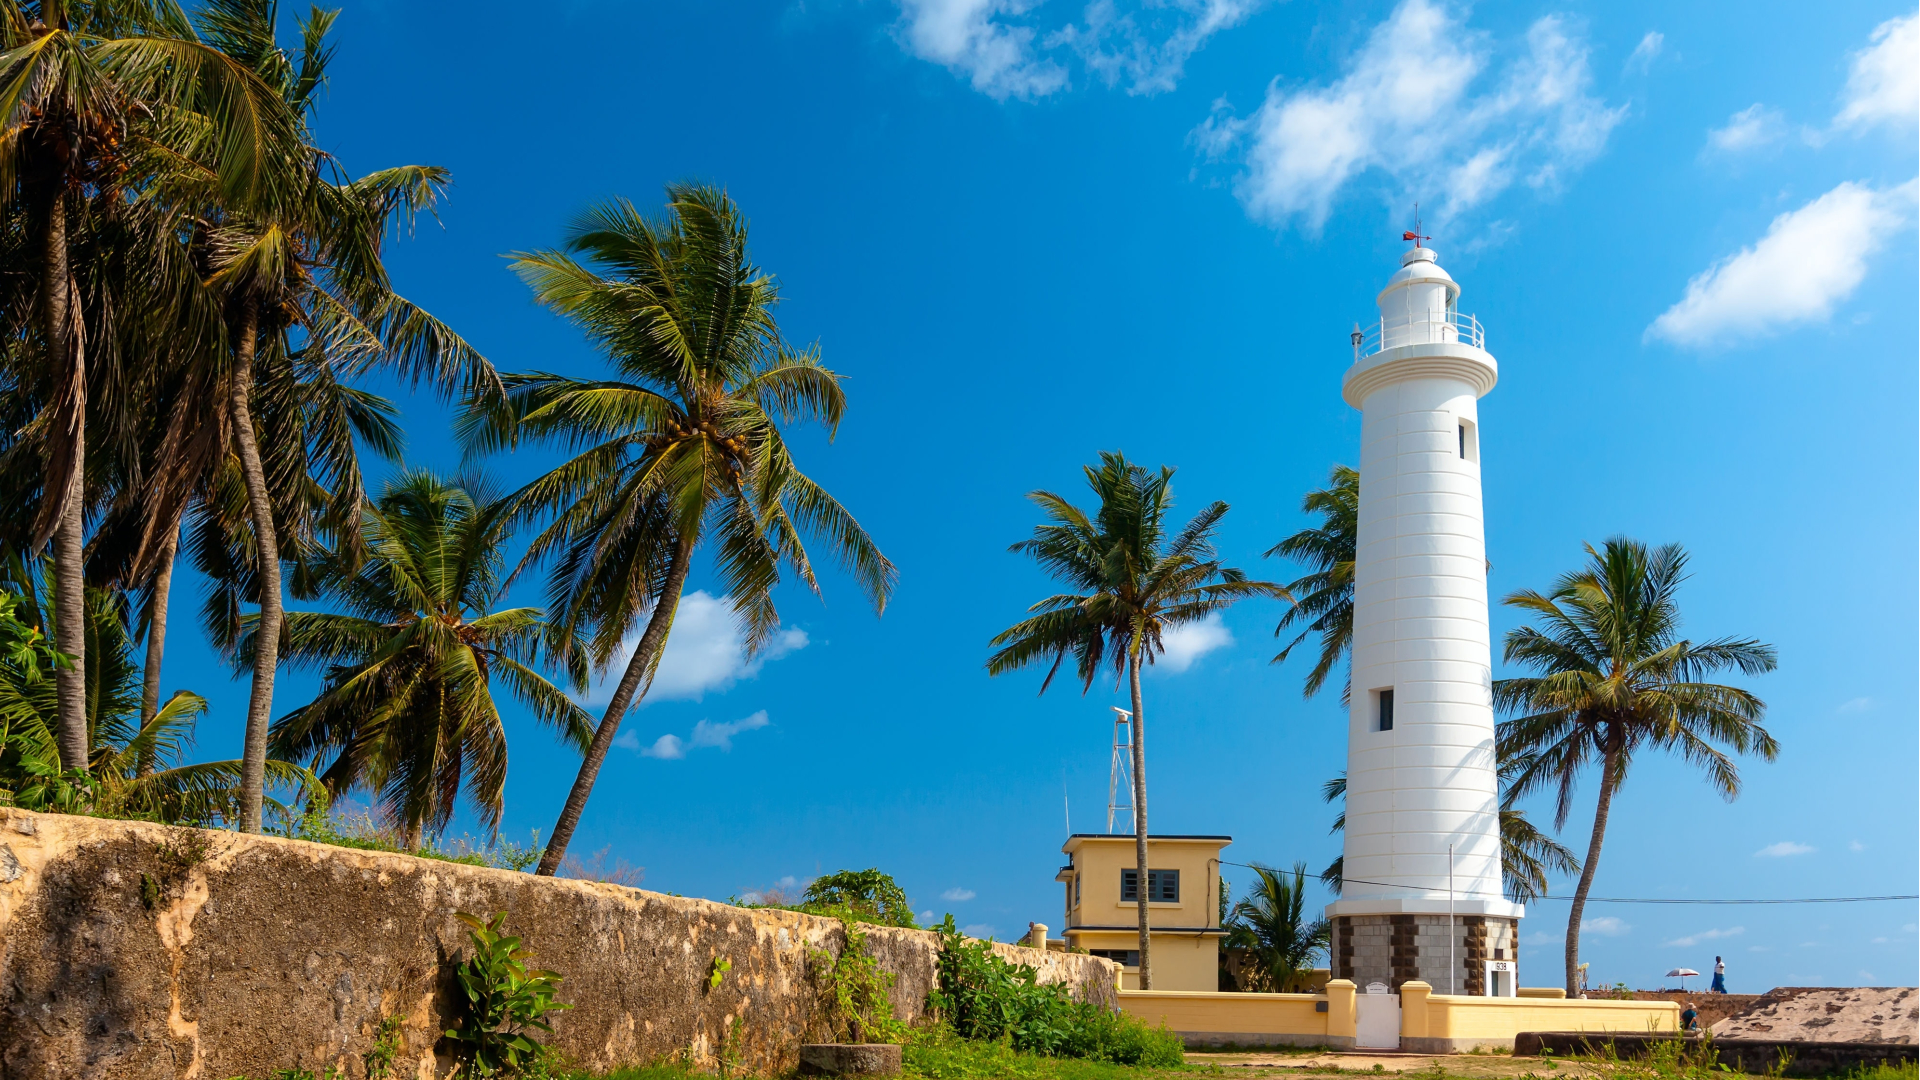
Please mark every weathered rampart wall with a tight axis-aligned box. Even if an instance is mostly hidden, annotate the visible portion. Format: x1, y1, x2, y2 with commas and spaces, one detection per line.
0, 809, 1117, 1079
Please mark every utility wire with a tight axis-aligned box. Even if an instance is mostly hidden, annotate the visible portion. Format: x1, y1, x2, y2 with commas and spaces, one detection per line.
1217, 859, 1918, 906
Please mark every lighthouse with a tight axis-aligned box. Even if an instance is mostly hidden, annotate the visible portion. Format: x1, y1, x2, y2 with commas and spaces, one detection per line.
1329, 245, 1523, 997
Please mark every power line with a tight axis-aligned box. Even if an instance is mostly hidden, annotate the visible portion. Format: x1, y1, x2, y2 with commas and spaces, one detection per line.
1217, 859, 1918, 906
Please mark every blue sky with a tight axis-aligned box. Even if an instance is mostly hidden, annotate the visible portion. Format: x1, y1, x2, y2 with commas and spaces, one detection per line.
160, 0, 1916, 990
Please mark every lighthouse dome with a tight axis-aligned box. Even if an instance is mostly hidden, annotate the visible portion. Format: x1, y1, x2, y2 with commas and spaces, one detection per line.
1379, 246, 1459, 304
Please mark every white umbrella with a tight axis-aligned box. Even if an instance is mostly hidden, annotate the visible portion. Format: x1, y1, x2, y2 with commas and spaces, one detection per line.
1666, 967, 1700, 991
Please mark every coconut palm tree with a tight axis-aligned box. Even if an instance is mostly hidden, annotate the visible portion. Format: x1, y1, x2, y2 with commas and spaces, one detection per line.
0, 554, 315, 820
1495, 538, 1777, 996
1224, 862, 1330, 992
1267, 464, 1357, 702
473, 185, 894, 875
263, 473, 592, 849
135, 0, 491, 832
0, 0, 295, 774
987, 451, 1288, 989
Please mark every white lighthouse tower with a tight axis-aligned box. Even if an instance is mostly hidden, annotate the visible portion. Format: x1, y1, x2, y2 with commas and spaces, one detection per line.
1327, 244, 1523, 997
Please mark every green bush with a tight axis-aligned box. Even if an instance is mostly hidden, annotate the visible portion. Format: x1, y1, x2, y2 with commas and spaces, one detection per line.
927, 916, 1182, 1067
800, 868, 919, 927
444, 911, 572, 1076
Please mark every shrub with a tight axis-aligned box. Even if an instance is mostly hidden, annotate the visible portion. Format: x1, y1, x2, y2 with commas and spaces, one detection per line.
444, 911, 572, 1076
927, 917, 1182, 1067
811, 921, 910, 1044
800, 869, 918, 927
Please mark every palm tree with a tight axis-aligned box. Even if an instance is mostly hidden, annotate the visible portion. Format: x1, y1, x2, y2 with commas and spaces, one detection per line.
1495, 538, 1777, 996
0, 555, 315, 820
1267, 465, 1357, 701
1224, 862, 1330, 992
1317, 762, 1580, 904
264, 473, 593, 849
476, 186, 895, 876
0, 0, 294, 774
987, 451, 1288, 989
140, 0, 491, 832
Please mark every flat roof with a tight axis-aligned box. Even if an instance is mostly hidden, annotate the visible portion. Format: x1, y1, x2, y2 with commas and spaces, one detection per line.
1062, 833, 1231, 854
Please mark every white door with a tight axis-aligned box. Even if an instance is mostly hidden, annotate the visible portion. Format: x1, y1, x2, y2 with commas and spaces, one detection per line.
1355, 989, 1401, 1049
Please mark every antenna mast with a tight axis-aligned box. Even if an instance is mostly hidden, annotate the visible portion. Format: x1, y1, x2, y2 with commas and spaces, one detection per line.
1106, 707, 1135, 833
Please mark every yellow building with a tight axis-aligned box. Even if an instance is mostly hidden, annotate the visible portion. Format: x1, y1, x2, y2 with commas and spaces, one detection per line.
1055, 834, 1228, 991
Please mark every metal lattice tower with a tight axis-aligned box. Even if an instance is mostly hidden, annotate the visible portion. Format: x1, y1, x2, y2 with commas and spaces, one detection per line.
1106, 707, 1135, 833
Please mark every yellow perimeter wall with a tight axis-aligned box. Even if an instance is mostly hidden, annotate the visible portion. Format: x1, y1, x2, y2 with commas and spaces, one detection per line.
1121, 979, 1678, 1051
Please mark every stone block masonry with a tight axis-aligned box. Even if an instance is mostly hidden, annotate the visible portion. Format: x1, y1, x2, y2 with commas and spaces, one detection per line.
1331, 914, 1515, 994
0, 810, 1116, 1079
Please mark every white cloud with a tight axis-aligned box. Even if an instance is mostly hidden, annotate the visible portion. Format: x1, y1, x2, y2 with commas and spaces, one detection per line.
1849, 840, 1867, 852
1647, 179, 1917, 347
1195, 0, 1623, 230
894, 0, 1067, 100
1064, 0, 1265, 95
1706, 105, 1787, 153
1755, 841, 1816, 858
624, 711, 773, 761
1151, 612, 1234, 673
1523, 930, 1561, 945
585, 591, 809, 706
1581, 916, 1632, 936
1835, 12, 1919, 131
919, 909, 936, 922
941, 887, 977, 902
961, 923, 997, 939
1838, 696, 1876, 714
893, 0, 1260, 99
1666, 926, 1745, 947
1904, 923, 1918, 934
638, 733, 685, 760
1624, 31, 1663, 75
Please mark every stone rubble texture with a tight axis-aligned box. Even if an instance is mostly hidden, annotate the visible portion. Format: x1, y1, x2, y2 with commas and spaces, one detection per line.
1712, 987, 1919, 1044
0, 810, 1117, 1079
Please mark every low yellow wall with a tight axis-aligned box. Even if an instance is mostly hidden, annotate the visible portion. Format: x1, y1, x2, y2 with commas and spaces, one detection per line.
1120, 980, 1676, 1053
1120, 990, 1331, 1048
1410, 989, 1679, 1052
1519, 987, 1569, 999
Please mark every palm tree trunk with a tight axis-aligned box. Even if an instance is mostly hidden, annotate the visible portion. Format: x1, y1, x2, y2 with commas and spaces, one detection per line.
1127, 645, 1152, 990
39, 168, 89, 775
1564, 733, 1621, 996
230, 299, 282, 833
136, 523, 179, 778
535, 533, 695, 877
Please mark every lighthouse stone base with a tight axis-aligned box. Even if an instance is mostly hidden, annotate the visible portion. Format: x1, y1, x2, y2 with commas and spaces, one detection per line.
1332, 914, 1518, 995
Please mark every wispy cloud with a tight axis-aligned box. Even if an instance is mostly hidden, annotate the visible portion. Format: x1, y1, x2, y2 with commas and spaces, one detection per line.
585, 591, 808, 706
618, 710, 773, 761
1193, 0, 1623, 231
1705, 104, 1787, 154
1666, 926, 1745, 947
1837, 696, 1876, 715
941, 887, 977, 902
962, 923, 997, 939
1623, 31, 1663, 75
1755, 841, 1816, 858
1834, 11, 1918, 132
1647, 179, 1917, 347
1849, 840, 1867, 852
1153, 612, 1233, 673
1581, 916, 1632, 936
892, 0, 1261, 100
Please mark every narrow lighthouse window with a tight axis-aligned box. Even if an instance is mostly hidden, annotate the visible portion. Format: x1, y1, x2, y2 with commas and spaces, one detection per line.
1458, 419, 1478, 462
1377, 688, 1395, 731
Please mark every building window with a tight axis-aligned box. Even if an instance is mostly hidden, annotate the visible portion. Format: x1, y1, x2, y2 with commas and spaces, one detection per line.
1074, 874, 1081, 907
1089, 949, 1140, 967
1377, 688, 1394, 732
1458, 418, 1477, 462
1121, 869, 1180, 902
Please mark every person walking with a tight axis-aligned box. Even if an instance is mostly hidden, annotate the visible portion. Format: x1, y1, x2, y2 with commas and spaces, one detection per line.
1711, 956, 1727, 993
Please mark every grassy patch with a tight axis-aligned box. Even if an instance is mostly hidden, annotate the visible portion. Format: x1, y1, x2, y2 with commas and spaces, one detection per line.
902, 1029, 1202, 1080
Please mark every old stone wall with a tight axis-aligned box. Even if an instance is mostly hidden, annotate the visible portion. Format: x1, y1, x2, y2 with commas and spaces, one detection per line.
0, 810, 1117, 1080
1332, 914, 1516, 994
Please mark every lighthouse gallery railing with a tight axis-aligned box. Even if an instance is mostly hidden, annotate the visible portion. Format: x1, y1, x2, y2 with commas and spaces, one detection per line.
1355, 311, 1485, 359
